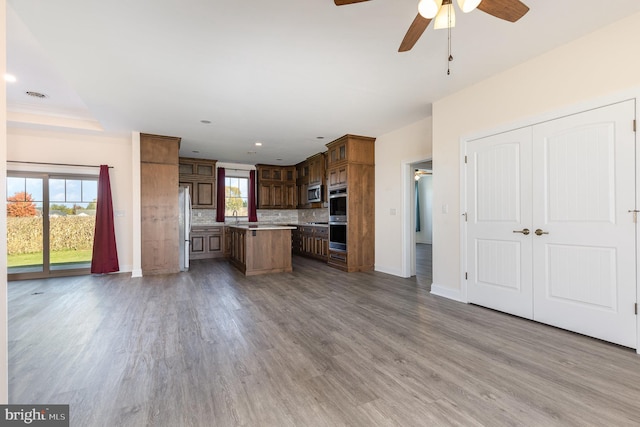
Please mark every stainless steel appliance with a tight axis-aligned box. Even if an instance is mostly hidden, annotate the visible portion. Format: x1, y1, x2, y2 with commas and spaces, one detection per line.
307, 184, 323, 203
329, 188, 347, 222
178, 186, 192, 271
329, 188, 347, 251
329, 223, 347, 251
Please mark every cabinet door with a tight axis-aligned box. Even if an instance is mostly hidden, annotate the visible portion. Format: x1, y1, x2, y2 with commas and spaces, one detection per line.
258, 183, 273, 208
196, 162, 215, 178
271, 185, 284, 207
284, 183, 296, 209
196, 182, 214, 207
328, 166, 347, 188
208, 234, 222, 253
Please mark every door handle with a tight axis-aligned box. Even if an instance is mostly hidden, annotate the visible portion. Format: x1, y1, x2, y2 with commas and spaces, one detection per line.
535, 229, 549, 236
513, 228, 530, 235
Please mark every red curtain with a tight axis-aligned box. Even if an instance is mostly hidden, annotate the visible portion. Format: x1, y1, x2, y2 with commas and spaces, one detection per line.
91, 165, 120, 274
248, 170, 258, 222
216, 167, 226, 222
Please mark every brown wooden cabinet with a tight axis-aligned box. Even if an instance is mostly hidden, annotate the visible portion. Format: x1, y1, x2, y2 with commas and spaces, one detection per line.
189, 226, 224, 260
307, 153, 326, 185
256, 165, 296, 209
293, 225, 328, 261
296, 153, 326, 209
326, 134, 376, 272
140, 133, 181, 275
179, 157, 217, 208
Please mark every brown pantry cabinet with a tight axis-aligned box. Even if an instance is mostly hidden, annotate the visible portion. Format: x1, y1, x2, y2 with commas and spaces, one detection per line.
326, 134, 375, 272
140, 133, 181, 275
179, 157, 217, 208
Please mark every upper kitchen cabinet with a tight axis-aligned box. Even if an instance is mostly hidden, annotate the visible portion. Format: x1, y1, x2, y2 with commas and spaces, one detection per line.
179, 157, 217, 208
256, 165, 296, 209
326, 135, 374, 190
307, 152, 326, 186
140, 133, 181, 275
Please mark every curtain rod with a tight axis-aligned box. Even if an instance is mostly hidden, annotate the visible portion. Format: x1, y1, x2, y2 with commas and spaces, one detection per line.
8, 160, 114, 169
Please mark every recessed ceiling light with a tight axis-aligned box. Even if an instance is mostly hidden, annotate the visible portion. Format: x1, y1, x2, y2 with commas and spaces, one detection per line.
316, 136, 325, 140
26, 91, 47, 98
192, 150, 200, 154
4, 74, 16, 83
200, 120, 211, 124
255, 142, 263, 147
276, 158, 283, 161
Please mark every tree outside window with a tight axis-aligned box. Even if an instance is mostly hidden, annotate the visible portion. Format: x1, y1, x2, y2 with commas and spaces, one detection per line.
225, 176, 249, 217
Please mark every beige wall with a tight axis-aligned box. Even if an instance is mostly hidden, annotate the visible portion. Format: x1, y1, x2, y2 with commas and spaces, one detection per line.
7, 127, 134, 272
375, 116, 432, 276
432, 12, 640, 298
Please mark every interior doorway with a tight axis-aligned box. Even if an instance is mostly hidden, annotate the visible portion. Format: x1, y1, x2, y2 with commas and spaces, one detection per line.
412, 160, 433, 289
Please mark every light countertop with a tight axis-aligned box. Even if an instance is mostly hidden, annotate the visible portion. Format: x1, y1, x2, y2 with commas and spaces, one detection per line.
227, 224, 297, 231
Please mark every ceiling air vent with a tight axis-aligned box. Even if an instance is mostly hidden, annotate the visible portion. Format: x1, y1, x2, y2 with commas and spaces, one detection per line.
25, 91, 48, 98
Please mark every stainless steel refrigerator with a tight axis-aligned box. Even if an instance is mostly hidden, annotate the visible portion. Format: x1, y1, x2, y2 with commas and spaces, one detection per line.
178, 186, 192, 271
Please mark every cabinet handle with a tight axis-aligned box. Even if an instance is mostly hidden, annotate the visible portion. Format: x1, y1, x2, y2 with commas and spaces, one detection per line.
513, 228, 530, 235
535, 229, 549, 236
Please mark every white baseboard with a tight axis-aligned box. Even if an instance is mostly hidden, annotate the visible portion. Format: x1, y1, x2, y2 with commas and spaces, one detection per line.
131, 269, 143, 278
430, 283, 467, 303
374, 265, 407, 278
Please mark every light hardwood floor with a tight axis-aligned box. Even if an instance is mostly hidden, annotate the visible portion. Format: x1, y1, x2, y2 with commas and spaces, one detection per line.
8, 256, 640, 426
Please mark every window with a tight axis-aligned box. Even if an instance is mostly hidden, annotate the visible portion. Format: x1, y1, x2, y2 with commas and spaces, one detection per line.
6, 172, 98, 279
225, 176, 249, 217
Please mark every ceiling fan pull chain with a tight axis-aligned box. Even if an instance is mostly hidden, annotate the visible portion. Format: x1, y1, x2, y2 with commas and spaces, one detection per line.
447, 13, 453, 75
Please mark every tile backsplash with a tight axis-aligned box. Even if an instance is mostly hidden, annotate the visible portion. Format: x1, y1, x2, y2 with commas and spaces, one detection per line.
191, 208, 328, 225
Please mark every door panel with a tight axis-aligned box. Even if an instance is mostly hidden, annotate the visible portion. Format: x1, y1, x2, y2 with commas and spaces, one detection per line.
532, 100, 636, 347
467, 127, 534, 318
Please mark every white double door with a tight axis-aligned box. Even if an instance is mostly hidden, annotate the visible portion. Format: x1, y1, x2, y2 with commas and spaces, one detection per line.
466, 100, 637, 348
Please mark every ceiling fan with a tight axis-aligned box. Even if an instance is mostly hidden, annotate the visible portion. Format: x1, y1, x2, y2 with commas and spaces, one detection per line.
334, 0, 529, 52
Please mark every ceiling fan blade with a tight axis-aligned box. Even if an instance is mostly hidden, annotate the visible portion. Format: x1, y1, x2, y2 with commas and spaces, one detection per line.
398, 14, 432, 52
334, 0, 371, 5
477, 0, 529, 22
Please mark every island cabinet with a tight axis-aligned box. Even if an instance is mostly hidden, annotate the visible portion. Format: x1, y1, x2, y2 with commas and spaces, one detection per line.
326, 134, 376, 272
140, 133, 181, 275
256, 165, 296, 209
179, 157, 217, 208
189, 226, 224, 260
228, 225, 295, 276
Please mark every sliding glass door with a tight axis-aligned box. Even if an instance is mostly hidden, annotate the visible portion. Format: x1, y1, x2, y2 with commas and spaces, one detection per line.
7, 172, 98, 280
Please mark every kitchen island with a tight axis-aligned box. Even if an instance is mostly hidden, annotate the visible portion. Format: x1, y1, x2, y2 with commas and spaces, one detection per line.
227, 224, 296, 276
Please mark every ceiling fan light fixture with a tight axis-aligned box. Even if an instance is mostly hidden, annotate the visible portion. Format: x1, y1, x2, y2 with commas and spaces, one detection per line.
434, 2, 455, 29
417, 0, 443, 19
456, 0, 481, 13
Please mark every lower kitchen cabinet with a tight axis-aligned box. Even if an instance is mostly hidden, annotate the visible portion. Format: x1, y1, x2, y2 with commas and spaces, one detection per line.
190, 226, 224, 260
294, 225, 328, 262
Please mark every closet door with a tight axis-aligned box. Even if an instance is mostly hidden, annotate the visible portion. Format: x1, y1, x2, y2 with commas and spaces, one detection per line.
467, 127, 534, 318
532, 100, 637, 348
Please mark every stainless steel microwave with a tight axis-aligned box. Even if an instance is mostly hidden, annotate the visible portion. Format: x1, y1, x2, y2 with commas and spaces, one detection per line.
307, 184, 323, 203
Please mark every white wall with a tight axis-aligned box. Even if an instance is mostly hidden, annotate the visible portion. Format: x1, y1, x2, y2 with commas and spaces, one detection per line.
432, 11, 640, 298
375, 116, 432, 276
416, 175, 432, 244
7, 127, 134, 272
1, 0, 8, 404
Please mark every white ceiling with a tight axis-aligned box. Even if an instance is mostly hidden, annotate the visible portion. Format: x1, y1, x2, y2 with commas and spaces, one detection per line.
7, 0, 640, 164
